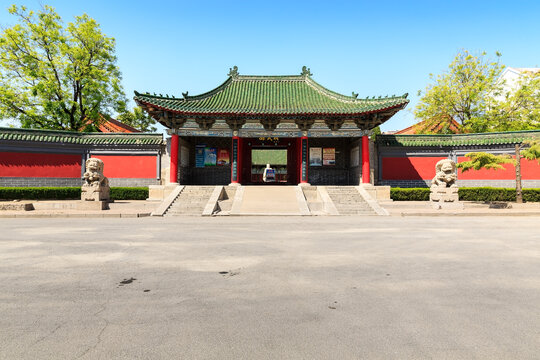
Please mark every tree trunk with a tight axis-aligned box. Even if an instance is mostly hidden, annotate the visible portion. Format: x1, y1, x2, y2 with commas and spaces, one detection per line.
515, 144, 523, 203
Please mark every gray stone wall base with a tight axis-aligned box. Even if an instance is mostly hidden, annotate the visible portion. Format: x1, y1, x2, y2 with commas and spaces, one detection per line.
107, 178, 160, 187
0, 177, 81, 187
379, 179, 540, 188
0, 177, 159, 187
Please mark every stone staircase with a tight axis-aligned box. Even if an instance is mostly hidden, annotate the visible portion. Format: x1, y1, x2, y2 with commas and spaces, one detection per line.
165, 186, 215, 216
325, 186, 376, 215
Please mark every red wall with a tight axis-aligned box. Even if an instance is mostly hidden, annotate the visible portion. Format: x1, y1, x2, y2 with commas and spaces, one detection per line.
382, 157, 446, 180
0, 152, 81, 178
458, 156, 540, 180
95, 155, 156, 179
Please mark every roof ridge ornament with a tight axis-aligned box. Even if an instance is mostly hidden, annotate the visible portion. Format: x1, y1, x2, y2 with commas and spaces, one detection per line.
301, 66, 312, 77
182, 91, 189, 99
228, 66, 239, 78
352, 92, 358, 99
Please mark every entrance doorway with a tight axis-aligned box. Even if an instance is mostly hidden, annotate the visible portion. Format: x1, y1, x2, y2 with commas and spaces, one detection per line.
250, 148, 287, 183
241, 137, 299, 185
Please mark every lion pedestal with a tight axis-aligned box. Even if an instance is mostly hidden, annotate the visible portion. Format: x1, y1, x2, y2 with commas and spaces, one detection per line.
429, 159, 463, 210
79, 158, 110, 210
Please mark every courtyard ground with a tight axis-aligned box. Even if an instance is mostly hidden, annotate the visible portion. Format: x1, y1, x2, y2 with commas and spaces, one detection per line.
1, 216, 539, 359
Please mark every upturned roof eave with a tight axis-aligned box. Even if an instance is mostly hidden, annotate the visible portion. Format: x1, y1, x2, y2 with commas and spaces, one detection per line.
135, 98, 408, 118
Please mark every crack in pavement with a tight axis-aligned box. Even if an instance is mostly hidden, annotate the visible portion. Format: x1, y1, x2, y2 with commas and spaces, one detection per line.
72, 298, 111, 360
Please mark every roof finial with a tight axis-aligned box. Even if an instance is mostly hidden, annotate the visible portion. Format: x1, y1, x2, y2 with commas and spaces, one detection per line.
228, 66, 239, 78
182, 91, 189, 99
352, 92, 358, 99
301, 66, 312, 77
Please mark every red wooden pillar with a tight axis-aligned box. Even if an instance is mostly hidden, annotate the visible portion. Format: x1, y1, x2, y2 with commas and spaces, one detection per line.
362, 135, 370, 184
299, 136, 309, 184
231, 136, 240, 184
170, 134, 179, 183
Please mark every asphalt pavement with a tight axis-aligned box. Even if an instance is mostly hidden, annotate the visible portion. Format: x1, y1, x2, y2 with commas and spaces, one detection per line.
1, 216, 539, 359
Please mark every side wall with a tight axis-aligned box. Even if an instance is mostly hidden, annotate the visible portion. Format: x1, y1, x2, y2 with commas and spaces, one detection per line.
376, 145, 540, 188
0, 146, 162, 187
0, 151, 83, 187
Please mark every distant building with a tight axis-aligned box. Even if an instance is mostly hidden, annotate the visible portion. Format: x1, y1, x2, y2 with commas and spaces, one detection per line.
96, 115, 140, 133
386, 116, 462, 135
86, 115, 140, 133
393, 116, 462, 135
495, 67, 540, 101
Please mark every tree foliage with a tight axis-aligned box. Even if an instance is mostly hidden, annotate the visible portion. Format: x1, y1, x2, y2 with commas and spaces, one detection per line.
415, 50, 540, 134
521, 140, 540, 163
117, 107, 157, 132
457, 143, 540, 202
457, 152, 514, 172
487, 73, 540, 132
0, 5, 126, 131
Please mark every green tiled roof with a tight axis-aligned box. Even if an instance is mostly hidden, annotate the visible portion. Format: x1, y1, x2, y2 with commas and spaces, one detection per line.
134, 73, 409, 116
377, 130, 540, 147
0, 127, 163, 145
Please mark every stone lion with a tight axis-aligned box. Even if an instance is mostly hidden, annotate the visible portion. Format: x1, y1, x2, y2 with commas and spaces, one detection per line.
83, 158, 108, 187
82, 158, 110, 201
431, 159, 457, 188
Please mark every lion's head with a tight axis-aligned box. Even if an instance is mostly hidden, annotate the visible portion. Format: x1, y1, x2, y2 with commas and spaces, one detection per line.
86, 158, 104, 173
435, 159, 456, 175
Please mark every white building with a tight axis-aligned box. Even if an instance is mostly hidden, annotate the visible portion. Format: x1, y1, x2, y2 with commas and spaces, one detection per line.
496, 67, 540, 100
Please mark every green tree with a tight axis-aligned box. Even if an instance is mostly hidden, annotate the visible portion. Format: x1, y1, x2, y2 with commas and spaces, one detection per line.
457, 141, 540, 203
117, 107, 157, 132
0, 5, 126, 131
415, 50, 540, 134
487, 72, 540, 131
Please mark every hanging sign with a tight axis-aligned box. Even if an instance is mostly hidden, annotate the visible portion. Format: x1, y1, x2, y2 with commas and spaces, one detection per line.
323, 148, 335, 166
301, 139, 308, 181
232, 138, 238, 181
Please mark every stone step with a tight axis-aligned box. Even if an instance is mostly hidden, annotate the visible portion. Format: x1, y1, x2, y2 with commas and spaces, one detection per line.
335, 203, 371, 208
167, 208, 204, 212
165, 187, 215, 216
173, 199, 209, 204
167, 210, 204, 214
169, 206, 207, 211
181, 190, 213, 196
325, 186, 376, 215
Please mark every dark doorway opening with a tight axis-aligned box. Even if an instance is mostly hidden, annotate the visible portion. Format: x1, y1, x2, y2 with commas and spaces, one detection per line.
250, 148, 288, 183
241, 137, 299, 185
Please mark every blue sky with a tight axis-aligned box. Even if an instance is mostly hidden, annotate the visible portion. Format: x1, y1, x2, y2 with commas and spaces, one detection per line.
1, 0, 539, 132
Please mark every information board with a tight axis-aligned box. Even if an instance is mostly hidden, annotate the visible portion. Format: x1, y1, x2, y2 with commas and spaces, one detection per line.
217, 149, 230, 166
180, 146, 190, 167
350, 146, 359, 167
204, 147, 217, 166
309, 147, 322, 166
195, 144, 206, 168
323, 148, 335, 166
